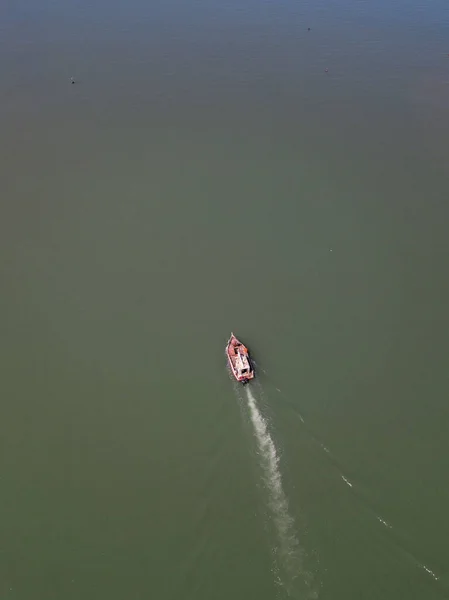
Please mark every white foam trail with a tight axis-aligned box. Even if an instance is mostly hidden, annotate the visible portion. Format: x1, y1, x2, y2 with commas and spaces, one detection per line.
377, 516, 392, 529
421, 565, 439, 581
245, 386, 314, 597
341, 475, 353, 488
254, 365, 444, 592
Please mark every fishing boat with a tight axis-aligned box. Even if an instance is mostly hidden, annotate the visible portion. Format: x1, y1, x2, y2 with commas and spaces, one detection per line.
226, 333, 255, 384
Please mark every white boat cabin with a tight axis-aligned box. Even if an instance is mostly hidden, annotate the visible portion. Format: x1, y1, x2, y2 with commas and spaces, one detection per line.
235, 351, 251, 378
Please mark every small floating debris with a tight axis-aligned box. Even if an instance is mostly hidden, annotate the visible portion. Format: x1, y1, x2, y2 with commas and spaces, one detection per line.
70, 77, 76, 84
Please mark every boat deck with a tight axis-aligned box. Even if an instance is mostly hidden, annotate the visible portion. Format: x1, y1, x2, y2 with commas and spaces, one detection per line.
227, 341, 243, 366
226, 334, 254, 382
227, 341, 250, 369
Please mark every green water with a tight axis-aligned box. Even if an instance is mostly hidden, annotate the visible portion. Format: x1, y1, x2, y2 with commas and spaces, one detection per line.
1, 1, 449, 598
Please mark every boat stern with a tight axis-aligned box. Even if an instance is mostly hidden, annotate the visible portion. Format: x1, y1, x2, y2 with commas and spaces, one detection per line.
237, 369, 255, 384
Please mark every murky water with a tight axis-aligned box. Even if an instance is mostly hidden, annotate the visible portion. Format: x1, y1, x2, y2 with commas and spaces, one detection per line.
1, 1, 449, 598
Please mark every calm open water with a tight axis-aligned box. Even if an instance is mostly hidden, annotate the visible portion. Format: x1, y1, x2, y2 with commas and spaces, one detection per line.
1, 1, 449, 598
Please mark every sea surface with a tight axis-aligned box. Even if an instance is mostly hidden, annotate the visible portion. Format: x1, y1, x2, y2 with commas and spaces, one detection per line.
1, 0, 449, 598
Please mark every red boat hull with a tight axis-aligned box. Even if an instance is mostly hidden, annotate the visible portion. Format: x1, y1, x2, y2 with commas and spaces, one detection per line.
226, 333, 255, 383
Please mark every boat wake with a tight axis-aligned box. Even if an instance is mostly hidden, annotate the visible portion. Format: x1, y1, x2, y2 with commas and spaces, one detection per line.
245, 385, 316, 598
255, 363, 442, 586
